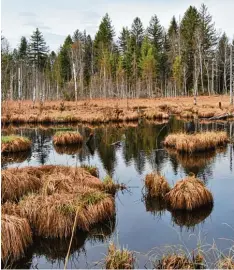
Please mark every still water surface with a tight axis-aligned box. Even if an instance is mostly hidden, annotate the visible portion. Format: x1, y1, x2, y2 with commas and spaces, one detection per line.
2, 118, 234, 269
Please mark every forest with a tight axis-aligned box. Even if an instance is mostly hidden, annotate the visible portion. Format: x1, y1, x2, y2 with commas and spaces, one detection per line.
1, 4, 234, 102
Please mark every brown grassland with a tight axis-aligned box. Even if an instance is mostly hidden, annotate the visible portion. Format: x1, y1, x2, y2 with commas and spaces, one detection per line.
165, 176, 213, 211
53, 131, 83, 145
145, 173, 171, 198
164, 131, 228, 152
2, 96, 234, 125
1, 135, 31, 153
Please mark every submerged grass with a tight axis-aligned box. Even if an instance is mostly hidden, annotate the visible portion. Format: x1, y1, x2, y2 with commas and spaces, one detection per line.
1, 214, 33, 264
105, 243, 135, 269
165, 176, 213, 211
53, 131, 83, 145
1, 135, 31, 153
164, 131, 228, 152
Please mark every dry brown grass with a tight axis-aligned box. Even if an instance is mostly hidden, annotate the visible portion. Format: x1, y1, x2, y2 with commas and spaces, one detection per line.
216, 257, 234, 269
19, 189, 115, 238
1, 168, 42, 202
105, 243, 135, 269
2, 96, 233, 125
145, 173, 171, 198
1, 214, 32, 263
81, 165, 99, 177
1, 165, 105, 202
164, 131, 228, 152
165, 176, 213, 210
1, 135, 31, 153
53, 131, 83, 145
155, 253, 204, 269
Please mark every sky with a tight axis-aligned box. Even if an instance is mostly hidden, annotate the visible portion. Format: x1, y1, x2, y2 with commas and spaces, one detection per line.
1, 0, 234, 52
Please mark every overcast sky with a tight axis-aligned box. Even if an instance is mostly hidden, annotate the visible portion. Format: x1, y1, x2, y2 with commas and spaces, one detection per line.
1, 0, 234, 52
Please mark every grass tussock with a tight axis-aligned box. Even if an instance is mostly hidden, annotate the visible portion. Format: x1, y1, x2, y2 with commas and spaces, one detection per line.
102, 175, 126, 194
1, 168, 42, 202
105, 243, 135, 269
165, 176, 213, 210
1, 135, 31, 153
145, 173, 170, 198
164, 131, 228, 152
1, 165, 104, 201
53, 131, 83, 145
216, 257, 234, 269
19, 190, 115, 238
1, 214, 32, 263
155, 253, 204, 269
81, 165, 99, 177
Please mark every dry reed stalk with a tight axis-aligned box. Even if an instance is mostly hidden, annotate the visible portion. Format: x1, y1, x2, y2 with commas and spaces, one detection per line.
164, 131, 228, 152
1, 214, 32, 263
105, 243, 135, 269
19, 190, 115, 238
145, 173, 171, 197
1, 135, 31, 153
165, 176, 213, 210
53, 131, 83, 145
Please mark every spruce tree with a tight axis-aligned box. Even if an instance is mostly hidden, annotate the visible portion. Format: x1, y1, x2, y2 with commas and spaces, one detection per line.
18, 36, 28, 60
147, 15, 163, 52
29, 28, 48, 69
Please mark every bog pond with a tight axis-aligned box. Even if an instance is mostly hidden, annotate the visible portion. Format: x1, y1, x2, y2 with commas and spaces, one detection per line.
2, 118, 234, 269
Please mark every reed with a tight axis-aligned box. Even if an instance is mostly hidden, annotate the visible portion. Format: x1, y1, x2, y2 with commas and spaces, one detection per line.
102, 175, 126, 194
105, 243, 135, 269
164, 131, 228, 152
19, 190, 115, 238
1, 214, 32, 263
165, 176, 213, 210
53, 131, 83, 145
1, 135, 31, 153
145, 173, 170, 198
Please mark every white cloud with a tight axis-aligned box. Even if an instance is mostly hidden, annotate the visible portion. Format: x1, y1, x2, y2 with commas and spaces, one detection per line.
1, 0, 234, 51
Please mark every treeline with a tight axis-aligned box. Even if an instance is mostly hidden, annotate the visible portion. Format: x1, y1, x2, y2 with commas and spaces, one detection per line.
1, 4, 234, 101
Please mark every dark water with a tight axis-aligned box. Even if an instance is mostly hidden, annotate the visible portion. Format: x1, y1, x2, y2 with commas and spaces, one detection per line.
2, 118, 234, 269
